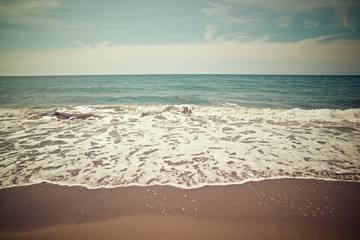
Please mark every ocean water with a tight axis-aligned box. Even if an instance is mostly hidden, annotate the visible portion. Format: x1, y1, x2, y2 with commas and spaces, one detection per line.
1, 74, 359, 109
0, 74, 359, 189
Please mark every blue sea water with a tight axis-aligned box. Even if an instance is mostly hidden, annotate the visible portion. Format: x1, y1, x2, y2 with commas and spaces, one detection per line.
0, 74, 359, 109
1, 74, 360, 189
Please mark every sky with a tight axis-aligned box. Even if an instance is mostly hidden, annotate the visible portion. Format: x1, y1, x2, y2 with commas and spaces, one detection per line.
0, 0, 360, 75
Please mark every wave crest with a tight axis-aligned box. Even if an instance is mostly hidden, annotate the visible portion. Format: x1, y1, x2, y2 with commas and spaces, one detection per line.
1, 105, 359, 123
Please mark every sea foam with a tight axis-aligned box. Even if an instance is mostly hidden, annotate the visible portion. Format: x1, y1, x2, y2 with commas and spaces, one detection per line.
0, 105, 359, 189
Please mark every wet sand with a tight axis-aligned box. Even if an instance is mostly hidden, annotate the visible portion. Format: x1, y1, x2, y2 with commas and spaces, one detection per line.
0, 179, 359, 239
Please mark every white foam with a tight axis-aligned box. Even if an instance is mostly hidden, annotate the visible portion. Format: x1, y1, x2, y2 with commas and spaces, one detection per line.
0, 105, 359, 189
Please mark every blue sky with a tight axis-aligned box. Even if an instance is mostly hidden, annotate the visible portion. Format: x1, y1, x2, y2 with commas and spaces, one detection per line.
0, 0, 359, 75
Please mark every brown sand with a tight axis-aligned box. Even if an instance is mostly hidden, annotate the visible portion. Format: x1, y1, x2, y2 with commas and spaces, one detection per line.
0, 179, 359, 239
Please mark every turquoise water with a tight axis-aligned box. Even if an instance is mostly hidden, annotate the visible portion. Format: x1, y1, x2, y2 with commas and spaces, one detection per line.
1, 74, 359, 109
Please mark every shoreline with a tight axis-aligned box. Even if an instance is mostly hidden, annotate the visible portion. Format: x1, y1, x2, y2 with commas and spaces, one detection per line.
1, 179, 360, 239
2, 175, 360, 190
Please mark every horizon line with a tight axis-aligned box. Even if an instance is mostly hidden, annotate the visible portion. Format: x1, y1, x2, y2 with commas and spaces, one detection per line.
1, 73, 360, 77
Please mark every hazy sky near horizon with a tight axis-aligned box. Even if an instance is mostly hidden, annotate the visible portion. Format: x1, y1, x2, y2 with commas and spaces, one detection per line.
0, 0, 360, 75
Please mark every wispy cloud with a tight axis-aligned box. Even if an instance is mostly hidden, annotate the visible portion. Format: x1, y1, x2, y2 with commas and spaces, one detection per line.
201, 1, 229, 17
277, 16, 292, 27
0, 0, 60, 16
204, 24, 216, 41
222, 0, 358, 12
201, 0, 360, 42
17, 0, 60, 11
257, 0, 351, 31
96, 41, 112, 49
1, 1, 359, 75
2, 36, 359, 75
77, 41, 91, 49
0, 0, 61, 23
303, 19, 320, 28
332, 1, 359, 32
201, 1, 260, 24
214, 32, 249, 42
78, 41, 112, 49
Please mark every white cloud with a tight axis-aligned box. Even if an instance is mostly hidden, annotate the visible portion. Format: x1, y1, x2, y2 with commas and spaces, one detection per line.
1, 36, 359, 75
277, 16, 292, 27
204, 24, 217, 41
77, 41, 91, 49
77, 41, 112, 49
96, 41, 111, 49
201, 1, 230, 17
221, 0, 358, 12
205, 0, 360, 30
215, 32, 249, 42
0, 0, 61, 23
0, 0, 60, 15
303, 19, 320, 28
201, 1, 260, 24
18, 0, 61, 12
331, 1, 359, 31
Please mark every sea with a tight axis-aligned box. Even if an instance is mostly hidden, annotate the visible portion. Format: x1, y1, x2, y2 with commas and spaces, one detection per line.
0, 74, 359, 189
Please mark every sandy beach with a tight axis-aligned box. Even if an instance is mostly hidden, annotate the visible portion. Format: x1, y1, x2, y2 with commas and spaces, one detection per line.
0, 179, 359, 239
